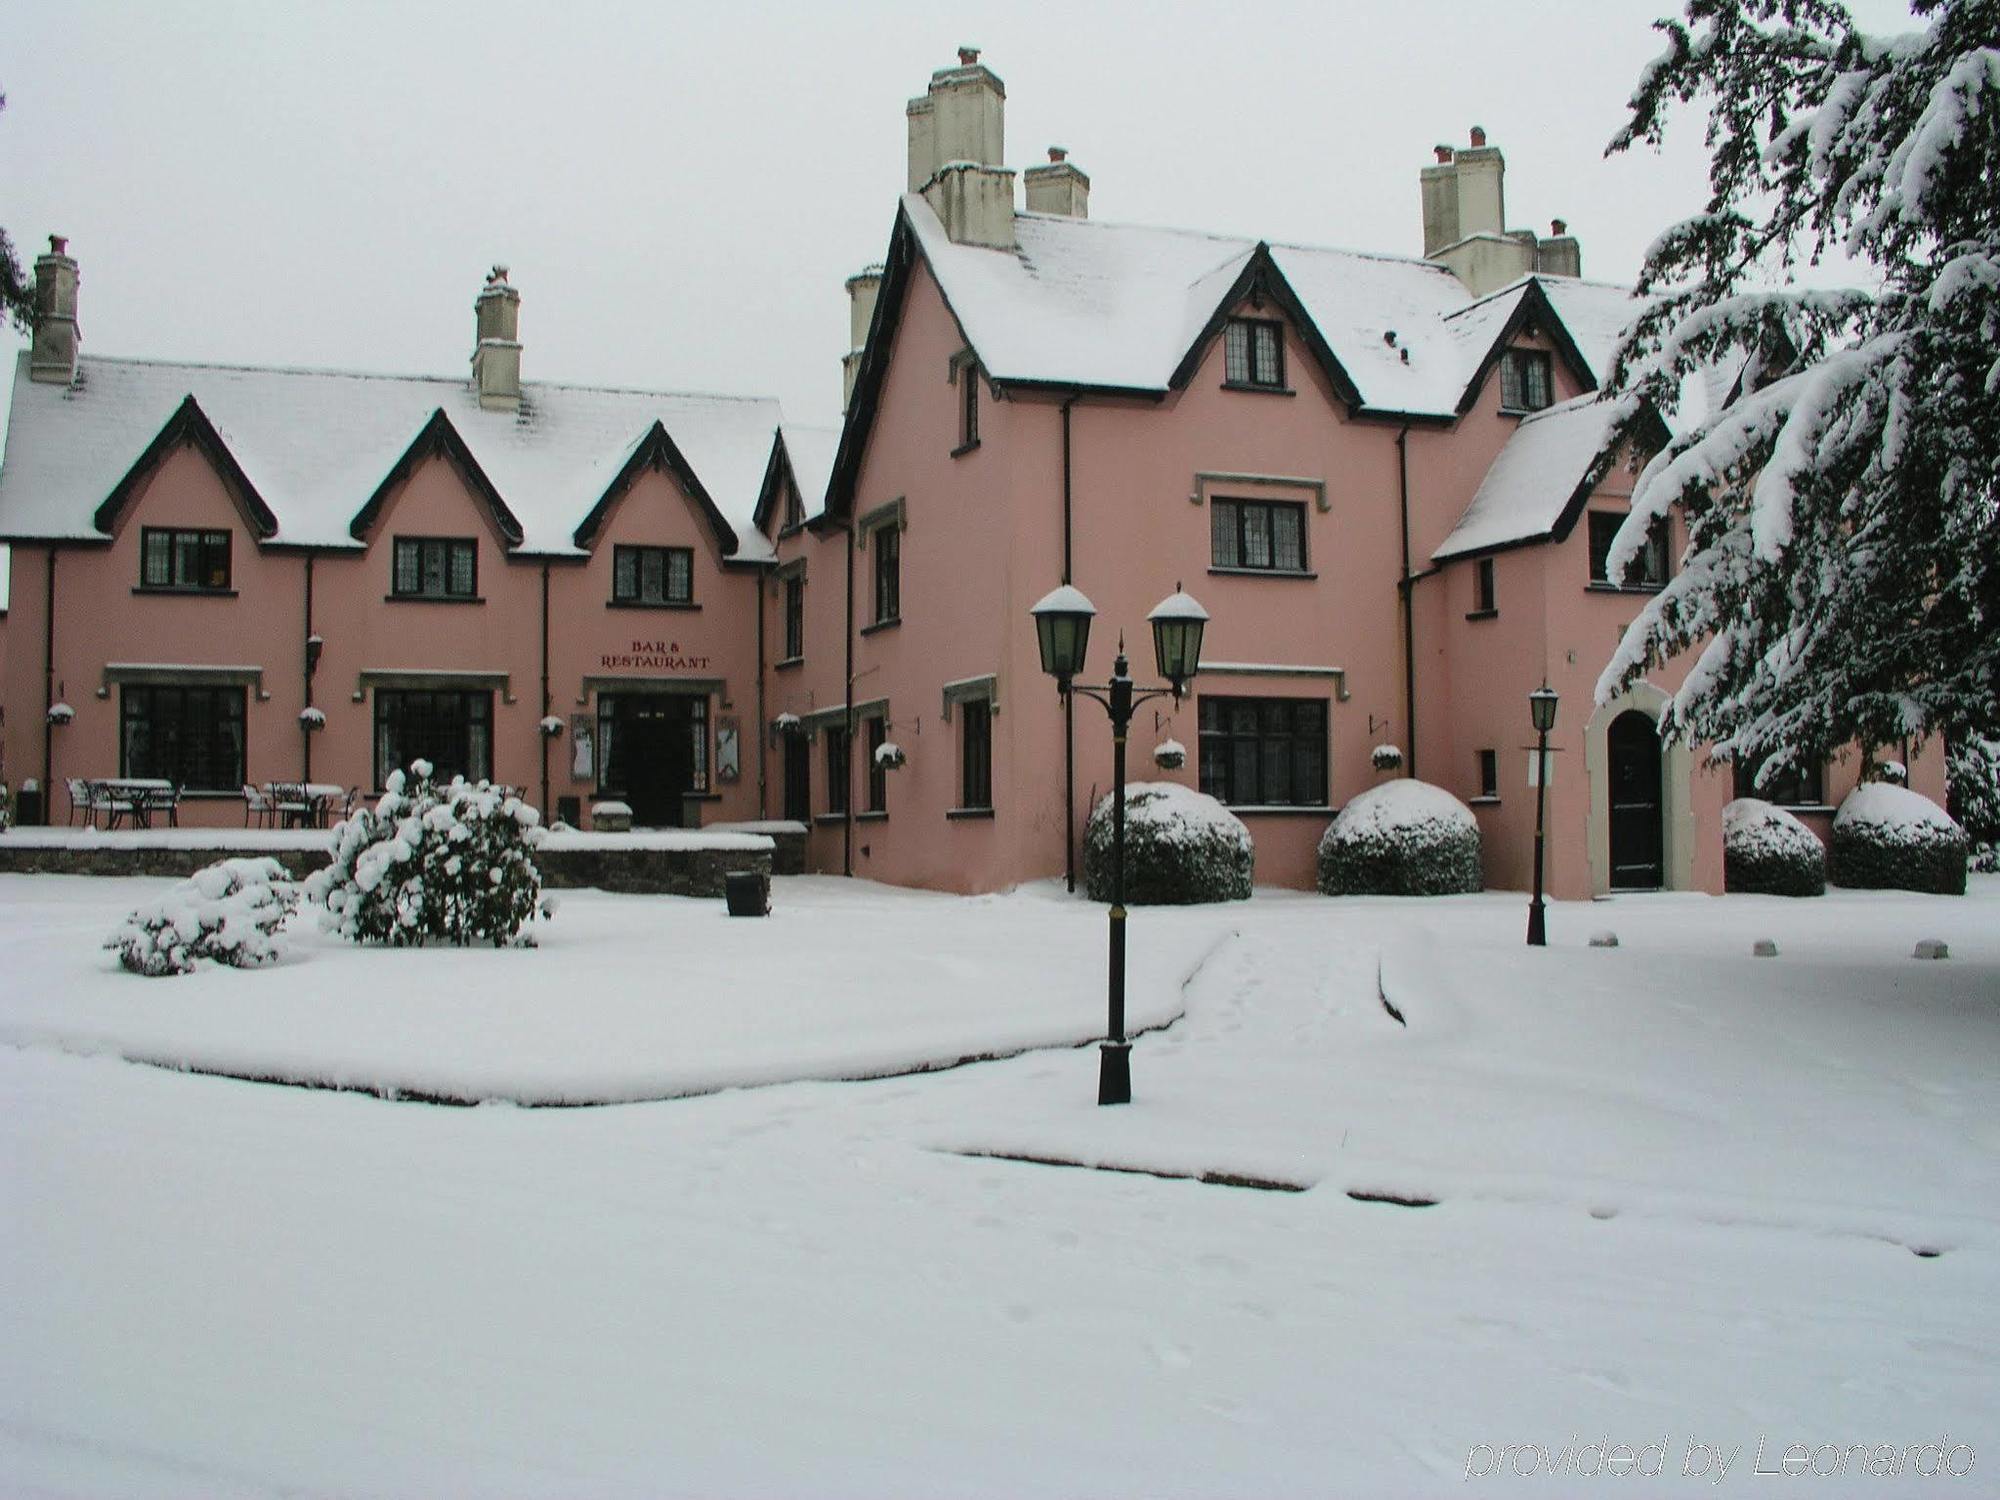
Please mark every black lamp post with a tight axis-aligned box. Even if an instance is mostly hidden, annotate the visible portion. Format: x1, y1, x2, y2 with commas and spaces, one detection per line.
1527, 683, 1559, 946
1031, 583, 1209, 1105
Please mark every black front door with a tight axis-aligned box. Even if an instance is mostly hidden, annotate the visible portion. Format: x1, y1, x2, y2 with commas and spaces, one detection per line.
601, 695, 695, 827
1608, 709, 1665, 890
782, 734, 810, 823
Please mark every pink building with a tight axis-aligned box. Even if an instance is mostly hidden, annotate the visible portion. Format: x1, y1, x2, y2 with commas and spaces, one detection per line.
0, 56, 1942, 895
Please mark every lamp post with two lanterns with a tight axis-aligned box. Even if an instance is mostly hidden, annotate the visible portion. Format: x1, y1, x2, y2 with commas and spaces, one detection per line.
1030, 583, 1209, 1106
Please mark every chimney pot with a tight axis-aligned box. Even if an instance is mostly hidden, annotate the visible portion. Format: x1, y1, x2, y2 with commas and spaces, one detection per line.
1550, 218, 1567, 236
48, 234, 68, 255
1469, 125, 1487, 147
1433, 144, 1453, 163
958, 46, 979, 64
1048, 145, 1066, 162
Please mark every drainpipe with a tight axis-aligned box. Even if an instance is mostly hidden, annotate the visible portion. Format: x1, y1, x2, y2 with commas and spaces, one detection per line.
302, 555, 316, 782
1396, 424, 1418, 778
843, 520, 856, 877
41, 545, 58, 823
1061, 393, 1079, 892
539, 561, 552, 820
755, 565, 768, 818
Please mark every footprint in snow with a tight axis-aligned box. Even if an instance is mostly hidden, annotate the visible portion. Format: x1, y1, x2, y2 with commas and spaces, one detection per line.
1151, 1338, 1195, 1370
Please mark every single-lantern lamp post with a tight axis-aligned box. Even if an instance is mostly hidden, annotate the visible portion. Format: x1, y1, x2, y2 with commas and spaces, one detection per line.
1527, 683, 1559, 947
1031, 583, 1210, 1105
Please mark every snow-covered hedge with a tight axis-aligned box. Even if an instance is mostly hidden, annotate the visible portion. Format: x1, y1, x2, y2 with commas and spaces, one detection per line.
1722, 798, 1825, 897
1318, 780, 1481, 896
1083, 782, 1252, 905
1829, 784, 1967, 896
308, 761, 550, 946
107, 857, 298, 977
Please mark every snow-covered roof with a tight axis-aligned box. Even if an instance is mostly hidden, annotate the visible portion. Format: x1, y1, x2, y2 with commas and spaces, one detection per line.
1432, 393, 1632, 561
0, 353, 783, 559
777, 423, 840, 523
904, 195, 1641, 419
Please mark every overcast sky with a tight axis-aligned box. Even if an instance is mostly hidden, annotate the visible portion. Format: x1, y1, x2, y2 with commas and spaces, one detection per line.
4, 0, 1925, 443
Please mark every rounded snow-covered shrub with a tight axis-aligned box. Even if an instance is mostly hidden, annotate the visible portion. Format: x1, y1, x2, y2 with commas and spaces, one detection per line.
1318, 780, 1481, 896
1083, 781, 1252, 905
308, 761, 550, 946
107, 856, 298, 976
1829, 783, 1967, 896
1723, 798, 1826, 896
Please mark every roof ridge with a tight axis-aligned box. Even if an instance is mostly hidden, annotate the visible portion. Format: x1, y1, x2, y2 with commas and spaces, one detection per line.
64, 353, 778, 408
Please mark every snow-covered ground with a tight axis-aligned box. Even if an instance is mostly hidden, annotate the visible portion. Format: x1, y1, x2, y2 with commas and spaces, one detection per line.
4, 874, 1996, 1496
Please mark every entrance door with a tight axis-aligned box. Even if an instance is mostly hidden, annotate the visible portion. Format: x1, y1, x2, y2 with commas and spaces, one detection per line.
601, 695, 696, 827
1607, 709, 1665, 890
782, 734, 810, 823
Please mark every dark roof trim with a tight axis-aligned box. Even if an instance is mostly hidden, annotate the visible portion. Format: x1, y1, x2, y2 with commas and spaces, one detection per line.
1167, 245, 1367, 411
570, 420, 739, 554
751, 429, 806, 538
1451, 279, 1600, 418
92, 394, 281, 540
1547, 401, 1673, 545
349, 408, 524, 547
988, 378, 1166, 402
825, 207, 923, 524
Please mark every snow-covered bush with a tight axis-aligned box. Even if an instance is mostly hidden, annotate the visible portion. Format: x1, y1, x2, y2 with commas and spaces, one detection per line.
107, 857, 298, 977
1083, 782, 1252, 905
1722, 798, 1825, 897
1370, 744, 1404, 772
1318, 780, 1481, 896
1866, 760, 1907, 786
1829, 784, 1967, 897
308, 761, 550, 946
1946, 736, 2000, 873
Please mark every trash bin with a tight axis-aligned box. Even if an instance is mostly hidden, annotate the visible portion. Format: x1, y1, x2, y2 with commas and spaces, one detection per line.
556, 795, 581, 829
16, 779, 43, 828
724, 870, 770, 917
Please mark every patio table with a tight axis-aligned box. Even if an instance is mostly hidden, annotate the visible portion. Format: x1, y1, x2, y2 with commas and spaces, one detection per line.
96, 778, 174, 829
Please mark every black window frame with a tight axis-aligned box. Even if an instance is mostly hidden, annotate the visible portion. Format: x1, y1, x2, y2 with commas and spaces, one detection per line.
1588, 511, 1669, 590
959, 699, 993, 812
1500, 349, 1554, 413
782, 730, 810, 822
873, 524, 901, 625
1732, 753, 1826, 808
119, 683, 246, 791
391, 536, 479, 601
138, 526, 232, 593
611, 544, 695, 607
782, 574, 805, 661
1223, 318, 1286, 390
1210, 498, 1308, 574
1473, 556, 1497, 615
1477, 748, 1499, 799
956, 363, 981, 453
866, 716, 888, 814
372, 687, 493, 789
1197, 696, 1329, 808
825, 723, 850, 817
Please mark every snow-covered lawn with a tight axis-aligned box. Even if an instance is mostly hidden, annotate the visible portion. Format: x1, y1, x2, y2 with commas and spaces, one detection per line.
4, 874, 1996, 1496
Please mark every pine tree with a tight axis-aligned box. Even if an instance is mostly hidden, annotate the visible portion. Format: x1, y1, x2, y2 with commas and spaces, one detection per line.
0, 91, 34, 333
1595, 0, 1999, 789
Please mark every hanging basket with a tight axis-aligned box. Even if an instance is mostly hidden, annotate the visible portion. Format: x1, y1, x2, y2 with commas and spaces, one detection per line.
539, 715, 566, 739
874, 740, 907, 771
1152, 738, 1186, 771
299, 707, 327, 731
46, 702, 74, 726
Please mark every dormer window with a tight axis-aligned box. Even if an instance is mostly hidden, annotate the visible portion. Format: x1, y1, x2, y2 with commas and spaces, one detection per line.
1500, 349, 1553, 413
1224, 319, 1286, 390
139, 527, 231, 592
392, 537, 478, 601
612, 545, 694, 607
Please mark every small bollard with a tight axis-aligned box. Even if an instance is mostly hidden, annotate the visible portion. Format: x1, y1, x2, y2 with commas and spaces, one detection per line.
1588, 931, 1619, 949
1753, 938, 1779, 958
1913, 938, 1949, 961
725, 869, 770, 917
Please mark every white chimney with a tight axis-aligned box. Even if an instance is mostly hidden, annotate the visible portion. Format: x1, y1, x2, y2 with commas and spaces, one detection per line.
471, 265, 521, 412
843, 263, 883, 412
29, 235, 80, 386
1023, 146, 1089, 218
1422, 128, 1575, 296
908, 49, 1016, 250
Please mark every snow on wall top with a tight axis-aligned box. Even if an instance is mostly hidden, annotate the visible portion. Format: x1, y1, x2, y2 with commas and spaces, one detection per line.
907, 196, 1629, 416
777, 423, 841, 524
0, 352, 783, 559
1431, 393, 1632, 560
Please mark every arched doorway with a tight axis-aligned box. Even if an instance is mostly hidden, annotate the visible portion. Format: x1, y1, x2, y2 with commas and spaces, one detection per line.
1607, 709, 1664, 890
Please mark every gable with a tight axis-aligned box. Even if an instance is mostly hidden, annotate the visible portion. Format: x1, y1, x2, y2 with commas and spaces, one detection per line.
571, 421, 739, 556
349, 408, 523, 548
1450, 280, 1600, 418
92, 395, 279, 542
